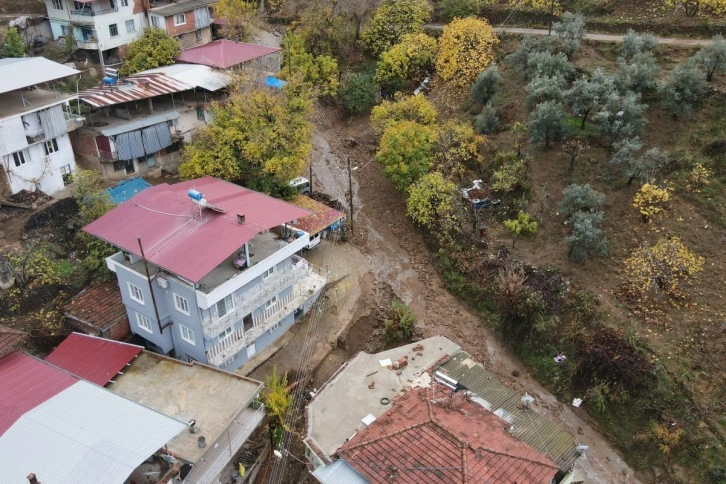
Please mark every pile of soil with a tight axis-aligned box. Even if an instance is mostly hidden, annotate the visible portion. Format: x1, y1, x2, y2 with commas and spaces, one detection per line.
8, 190, 52, 206
309, 191, 345, 212
24, 198, 79, 233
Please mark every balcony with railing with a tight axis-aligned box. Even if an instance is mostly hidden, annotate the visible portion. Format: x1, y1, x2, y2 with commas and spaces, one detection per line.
69, 2, 117, 23
202, 256, 310, 338
206, 267, 326, 367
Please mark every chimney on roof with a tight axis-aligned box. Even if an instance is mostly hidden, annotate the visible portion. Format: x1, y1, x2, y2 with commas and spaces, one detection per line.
27, 474, 40, 484
237, 213, 246, 224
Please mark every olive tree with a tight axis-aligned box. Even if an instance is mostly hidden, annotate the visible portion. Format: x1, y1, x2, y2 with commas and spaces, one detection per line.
695, 34, 726, 81
615, 52, 659, 94
659, 60, 707, 116
565, 69, 616, 128
528, 101, 566, 149
470, 64, 501, 105
565, 211, 608, 262
553, 11, 586, 58
560, 183, 605, 218
620, 29, 657, 61
593, 91, 648, 151
525, 74, 566, 111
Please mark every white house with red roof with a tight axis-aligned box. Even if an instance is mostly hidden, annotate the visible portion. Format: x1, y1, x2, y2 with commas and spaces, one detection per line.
84, 176, 327, 371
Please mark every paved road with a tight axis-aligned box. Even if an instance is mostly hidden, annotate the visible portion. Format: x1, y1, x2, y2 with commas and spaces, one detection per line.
426, 24, 713, 47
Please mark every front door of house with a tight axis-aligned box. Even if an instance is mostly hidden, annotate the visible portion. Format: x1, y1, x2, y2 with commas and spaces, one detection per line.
246, 342, 256, 359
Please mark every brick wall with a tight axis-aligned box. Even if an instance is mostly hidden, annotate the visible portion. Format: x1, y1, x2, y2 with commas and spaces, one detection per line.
165, 12, 196, 37
69, 130, 102, 171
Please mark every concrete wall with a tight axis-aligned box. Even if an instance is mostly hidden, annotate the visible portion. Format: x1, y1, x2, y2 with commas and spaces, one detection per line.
1, 114, 77, 195
156, 275, 209, 363
176, 26, 212, 50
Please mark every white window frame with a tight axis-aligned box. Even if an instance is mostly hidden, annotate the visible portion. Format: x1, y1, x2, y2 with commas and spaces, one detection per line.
125, 19, 135, 33
53, 0, 64, 10
174, 293, 190, 315
44, 138, 59, 155
268, 321, 281, 334
136, 312, 153, 334
151, 15, 160, 27
179, 324, 195, 345
128, 282, 144, 304
265, 296, 278, 309
221, 355, 234, 367
262, 267, 275, 279
174, 13, 185, 26
216, 294, 234, 318
218, 326, 233, 341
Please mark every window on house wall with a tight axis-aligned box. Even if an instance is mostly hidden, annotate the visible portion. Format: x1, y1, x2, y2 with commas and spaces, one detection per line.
151, 16, 160, 27
216, 294, 234, 318
265, 296, 278, 309
268, 321, 281, 334
218, 326, 233, 341
11, 150, 27, 167
136, 312, 153, 333
73, 1, 85, 10
128, 282, 144, 304
43, 138, 59, 156
109, 23, 118, 37
120, 0, 128, 6
222, 355, 234, 367
243, 314, 253, 332
125, 19, 135, 33
60, 25, 69, 36
196, 107, 205, 121
112, 159, 125, 172
179, 324, 195, 345
174, 14, 185, 26
174, 293, 190, 315
262, 267, 275, 279
60, 164, 72, 185
53, 0, 64, 10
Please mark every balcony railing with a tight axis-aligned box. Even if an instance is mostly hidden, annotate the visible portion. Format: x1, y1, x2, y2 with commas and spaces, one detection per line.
71, 7, 117, 16
201, 256, 310, 338
206, 291, 294, 367
99, 150, 117, 161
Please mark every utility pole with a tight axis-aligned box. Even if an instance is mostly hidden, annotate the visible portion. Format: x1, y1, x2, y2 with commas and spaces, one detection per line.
309, 160, 313, 195
347, 156, 354, 236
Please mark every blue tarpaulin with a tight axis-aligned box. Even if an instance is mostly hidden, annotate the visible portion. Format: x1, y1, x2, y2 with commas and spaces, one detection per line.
106, 177, 152, 204
265, 76, 286, 89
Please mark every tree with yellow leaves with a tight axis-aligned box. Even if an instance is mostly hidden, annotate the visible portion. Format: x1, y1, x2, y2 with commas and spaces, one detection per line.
179, 81, 313, 196
664, 0, 726, 17
632, 183, 670, 222
376, 120, 437, 191
434, 120, 484, 179
215, 0, 257, 41
375, 33, 438, 94
623, 237, 704, 299
436, 17, 499, 88
370, 94, 438, 136
362, 0, 432, 57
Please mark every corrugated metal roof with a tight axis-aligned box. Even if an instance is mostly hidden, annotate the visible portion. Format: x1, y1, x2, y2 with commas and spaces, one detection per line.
0, 351, 75, 434
84, 177, 312, 283
0, 325, 26, 358
312, 460, 369, 484
79, 72, 191, 108
45, 333, 143, 386
150, 0, 215, 16
106, 177, 153, 204
143, 63, 232, 91
0, 376, 186, 483
0, 57, 80, 94
438, 351, 580, 471
290, 194, 344, 235
99, 110, 180, 137
178, 39, 281, 69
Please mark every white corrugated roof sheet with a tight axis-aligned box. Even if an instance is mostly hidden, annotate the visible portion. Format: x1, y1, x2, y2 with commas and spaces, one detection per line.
0, 57, 80, 94
142, 63, 232, 92
312, 460, 369, 484
0, 380, 187, 483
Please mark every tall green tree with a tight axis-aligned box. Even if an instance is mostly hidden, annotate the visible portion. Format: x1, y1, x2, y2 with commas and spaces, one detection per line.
362, 0, 432, 56
565, 69, 616, 128
2, 27, 25, 58
339, 71, 378, 114
376, 120, 437, 191
121, 28, 180, 75
528, 100, 566, 148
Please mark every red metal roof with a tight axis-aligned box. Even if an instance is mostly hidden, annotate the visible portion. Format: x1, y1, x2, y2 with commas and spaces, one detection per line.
338, 383, 559, 483
0, 352, 76, 435
45, 333, 142, 386
83, 177, 311, 283
79, 72, 191, 108
290, 195, 345, 235
64, 283, 129, 333
177, 39, 281, 69
0, 325, 26, 358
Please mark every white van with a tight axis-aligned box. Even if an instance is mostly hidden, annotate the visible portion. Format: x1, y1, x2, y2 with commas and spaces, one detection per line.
289, 176, 310, 194
306, 232, 321, 250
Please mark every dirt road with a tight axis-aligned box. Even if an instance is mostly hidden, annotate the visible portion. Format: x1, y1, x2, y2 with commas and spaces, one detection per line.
425, 23, 713, 47
308, 108, 641, 483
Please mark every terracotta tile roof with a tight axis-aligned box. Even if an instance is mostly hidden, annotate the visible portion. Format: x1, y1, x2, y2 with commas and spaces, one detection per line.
65, 283, 128, 332
46, 333, 142, 386
338, 383, 559, 484
0, 326, 26, 359
290, 194, 345, 235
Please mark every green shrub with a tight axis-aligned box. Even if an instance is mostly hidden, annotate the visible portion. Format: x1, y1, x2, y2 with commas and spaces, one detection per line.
474, 104, 499, 134
383, 299, 416, 344
339, 72, 378, 114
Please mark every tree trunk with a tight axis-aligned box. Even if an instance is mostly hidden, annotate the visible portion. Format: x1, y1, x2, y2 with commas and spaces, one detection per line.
511, 235, 517, 248
580, 108, 591, 129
